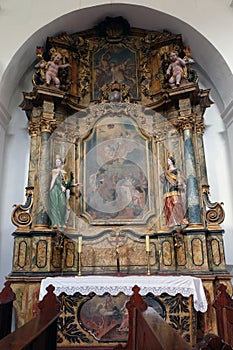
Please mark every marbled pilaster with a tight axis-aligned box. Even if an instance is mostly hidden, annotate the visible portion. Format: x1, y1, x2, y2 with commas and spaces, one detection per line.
178, 107, 202, 226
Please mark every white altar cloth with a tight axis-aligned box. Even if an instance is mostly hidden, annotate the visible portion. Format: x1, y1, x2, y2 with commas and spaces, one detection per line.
39, 275, 208, 312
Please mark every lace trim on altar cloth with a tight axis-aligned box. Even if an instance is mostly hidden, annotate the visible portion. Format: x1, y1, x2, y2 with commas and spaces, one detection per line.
39, 275, 208, 312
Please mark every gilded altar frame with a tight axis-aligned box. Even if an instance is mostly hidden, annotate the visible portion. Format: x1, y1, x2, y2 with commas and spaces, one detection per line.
9, 16, 231, 348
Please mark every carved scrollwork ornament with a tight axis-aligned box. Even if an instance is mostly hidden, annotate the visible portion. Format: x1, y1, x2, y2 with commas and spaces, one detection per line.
139, 54, 152, 98
11, 187, 34, 231
202, 185, 225, 227
78, 55, 91, 98
205, 205, 225, 226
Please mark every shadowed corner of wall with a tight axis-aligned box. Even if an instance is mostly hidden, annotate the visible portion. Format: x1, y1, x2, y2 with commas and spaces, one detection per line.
226, 264, 233, 285
0, 61, 3, 80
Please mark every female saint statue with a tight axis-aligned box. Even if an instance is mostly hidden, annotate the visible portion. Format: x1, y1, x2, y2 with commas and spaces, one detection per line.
160, 155, 188, 228
49, 155, 79, 228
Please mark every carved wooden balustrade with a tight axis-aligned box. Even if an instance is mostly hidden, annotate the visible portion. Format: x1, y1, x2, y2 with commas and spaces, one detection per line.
0, 281, 16, 340
1, 283, 233, 350
113, 285, 233, 350
114, 285, 193, 350
0, 284, 60, 350
213, 283, 233, 348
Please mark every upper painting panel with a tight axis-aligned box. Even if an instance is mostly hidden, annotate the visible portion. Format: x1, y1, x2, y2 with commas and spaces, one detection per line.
92, 44, 138, 101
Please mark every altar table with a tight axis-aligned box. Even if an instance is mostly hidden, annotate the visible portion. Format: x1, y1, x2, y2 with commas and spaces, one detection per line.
39, 274, 207, 312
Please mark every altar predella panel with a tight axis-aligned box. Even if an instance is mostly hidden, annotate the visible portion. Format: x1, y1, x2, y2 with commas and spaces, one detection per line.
9, 16, 232, 345
57, 292, 196, 347
10, 279, 197, 347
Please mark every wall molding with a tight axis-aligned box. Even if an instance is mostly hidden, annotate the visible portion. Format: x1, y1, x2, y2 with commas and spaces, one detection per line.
221, 99, 233, 128
0, 102, 11, 130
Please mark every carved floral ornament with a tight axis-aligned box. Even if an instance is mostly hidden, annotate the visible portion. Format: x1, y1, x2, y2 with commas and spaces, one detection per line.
202, 185, 225, 227
29, 16, 202, 110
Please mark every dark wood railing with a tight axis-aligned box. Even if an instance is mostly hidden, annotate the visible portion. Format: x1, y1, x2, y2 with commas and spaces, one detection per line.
0, 284, 60, 350
0, 281, 16, 340
213, 283, 233, 348
1, 282, 233, 350
114, 285, 233, 350
194, 333, 233, 350
114, 285, 192, 350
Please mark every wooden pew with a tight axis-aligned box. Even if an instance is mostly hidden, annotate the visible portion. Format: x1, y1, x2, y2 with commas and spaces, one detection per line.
0, 281, 16, 340
114, 285, 233, 350
194, 333, 233, 350
114, 285, 192, 350
213, 283, 233, 348
0, 284, 60, 350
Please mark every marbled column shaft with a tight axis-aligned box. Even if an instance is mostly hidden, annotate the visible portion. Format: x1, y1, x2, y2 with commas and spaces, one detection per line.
27, 134, 37, 187
35, 130, 50, 227
196, 133, 208, 186
183, 128, 202, 224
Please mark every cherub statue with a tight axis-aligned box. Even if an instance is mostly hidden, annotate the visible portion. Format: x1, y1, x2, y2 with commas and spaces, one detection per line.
33, 47, 71, 89
166, 51, 186, 88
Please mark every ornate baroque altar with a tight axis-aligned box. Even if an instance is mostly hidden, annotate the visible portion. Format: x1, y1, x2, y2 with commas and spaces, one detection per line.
8, 16, 231, 347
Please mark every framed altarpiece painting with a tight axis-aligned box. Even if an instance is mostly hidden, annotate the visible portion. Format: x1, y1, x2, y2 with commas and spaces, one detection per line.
49, 103, 177, 231
81, 114, 154, 225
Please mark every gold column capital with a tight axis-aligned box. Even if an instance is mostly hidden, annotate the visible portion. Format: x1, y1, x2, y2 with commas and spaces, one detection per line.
40, 118, 56, 134
28, 121, 40, 136
196, 120, 205, 135
177, 114, 195, 131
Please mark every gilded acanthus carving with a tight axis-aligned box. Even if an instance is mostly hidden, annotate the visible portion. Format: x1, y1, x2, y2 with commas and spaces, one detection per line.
28, 121, 40, 137
40, 117, 56, 134
29, 17, 202, 111
32, 46, 47, 86
98, 82, 131, 103
195, 119, 205, 135
177, 114, 195, 130
11, 187, 34, 231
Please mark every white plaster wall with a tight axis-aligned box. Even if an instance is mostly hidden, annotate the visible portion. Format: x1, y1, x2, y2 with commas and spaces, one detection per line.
1, 0, 233, 287
1, 0, 233, 76
0, 92, 30, 286
203, 103, 233, 265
